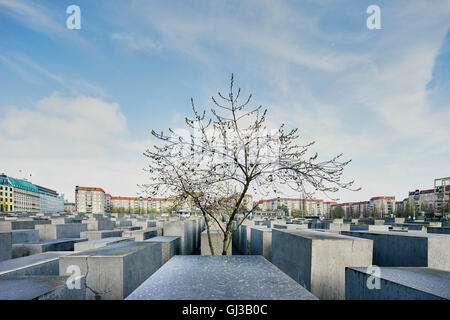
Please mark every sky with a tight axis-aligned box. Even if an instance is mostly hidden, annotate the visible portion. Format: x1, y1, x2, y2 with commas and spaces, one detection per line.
0, 0, 449, 203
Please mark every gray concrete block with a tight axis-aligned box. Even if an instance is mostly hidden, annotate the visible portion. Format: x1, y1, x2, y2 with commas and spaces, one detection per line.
80, 230, 123, 241
427, 227, 450, 235
12, 238, 87, 258
250, 228, 272, 261
36, 223, 88, 240
86, 219, 116, 231
143, 236, 180, 264
0, 220, 35, 230
0, 276, 86, 300
74, 237, 133, 251
59, 241, 163, 300
122, 229, 158, 241
116, 220, 132, 228
239, 224, 253, 254
0, 252, 73, 276
126, 256, 318, 300
163, 221, 195, 255
346, 267, 450, 300
117, 226, 141, 232
10, 229, 39, 244
200, 230, 231, 255
341, 230, 450, 271
272, 229, 373, 300
134, 221, 157, 229
0, 232, 12, 262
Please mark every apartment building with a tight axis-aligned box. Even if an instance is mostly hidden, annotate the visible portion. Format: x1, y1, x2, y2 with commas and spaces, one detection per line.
255, 197, 326, 216
75, 186, 106, 214
368, 196, 395, 217
0, 175, 14, 212
8, 176, 40, 212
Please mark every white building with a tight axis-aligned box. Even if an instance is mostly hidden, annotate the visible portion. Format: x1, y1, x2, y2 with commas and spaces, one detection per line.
7, 176, 40, 213
75, 186, 106, 214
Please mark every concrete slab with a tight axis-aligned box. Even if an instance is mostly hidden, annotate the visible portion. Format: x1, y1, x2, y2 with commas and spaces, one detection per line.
250, 228, 272, 261
142, 236, 180, 265
126, 255, 318, 300
8, 229, 40, 244
79, 230, 123, 240
346, 267, 450, 300
272, 229, 373, 300
201, 230, 231, 255
74, 237, 133, 251
0, 231, 12, 261
0, 275, 86, 300
86, 219, 116, 231
163, 221, 195, 255
12, 238, 87, 258
59, 241, 162, 300
341, 230, 450, 271
35, 223, 88, 240
0, 220, 35, 230
427, 227, 450, 235
0, 252, 73, 276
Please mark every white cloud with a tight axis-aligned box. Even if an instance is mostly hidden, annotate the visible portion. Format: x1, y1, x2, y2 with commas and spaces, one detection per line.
0, 94, 155, 202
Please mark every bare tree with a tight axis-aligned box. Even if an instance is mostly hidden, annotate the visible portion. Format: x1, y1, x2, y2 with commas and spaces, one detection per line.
142, 74, 359, 255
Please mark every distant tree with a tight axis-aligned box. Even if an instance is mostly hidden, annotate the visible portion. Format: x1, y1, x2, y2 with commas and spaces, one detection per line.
405, 199, 417, 218
332, 205, 345, 219
140, 208, 146, 214
277, 205, 289, 216
291, 209, 304, 217
254, 205, 262, 211
148, 208, 158, 214
143, 74, 359, 255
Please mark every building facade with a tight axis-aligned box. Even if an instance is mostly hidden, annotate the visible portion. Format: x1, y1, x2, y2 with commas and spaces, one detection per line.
36, 185, 64, 214
64, 202, 76, 213
0, 174, 14, 212
7, 176, 40, 213
75, 186, 106, 214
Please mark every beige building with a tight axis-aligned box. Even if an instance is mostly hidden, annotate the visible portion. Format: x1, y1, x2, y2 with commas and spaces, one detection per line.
75, 186, 106, 214
7, 176, 40, 213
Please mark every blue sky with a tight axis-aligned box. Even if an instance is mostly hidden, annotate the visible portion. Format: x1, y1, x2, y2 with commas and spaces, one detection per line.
0, 0, 449, 203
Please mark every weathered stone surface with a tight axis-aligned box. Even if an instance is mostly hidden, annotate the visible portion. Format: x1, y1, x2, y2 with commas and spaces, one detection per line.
346, 267, 450, 300
427, 227, 450, 235
12, 238, 87, 258
142, 236, 180, 265
0, 220, 35, 230
126, 256, 318, 300
163, 221, 195, 255
86, 219, 116, 231
74, 237, 133, 251
80, 230, 123, 241
250, 227, 272, 261
0, 275, 86, 300
200, 230, 231, 255
35, 223, 88, 240
0, 232, 12, 262
341, 230, 450, 271
0, 252, 73, 276
272, 229, 373, 300
59, 241, 162, 300
8, 229, 40, 244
